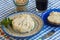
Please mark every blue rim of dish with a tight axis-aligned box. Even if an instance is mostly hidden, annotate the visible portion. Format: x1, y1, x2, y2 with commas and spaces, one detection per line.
42, 9, 60, 27
13, 0, 29, 6
1, 12, 44, 39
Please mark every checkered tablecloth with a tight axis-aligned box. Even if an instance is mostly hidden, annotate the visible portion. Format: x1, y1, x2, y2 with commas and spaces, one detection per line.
0, 0, 60, 40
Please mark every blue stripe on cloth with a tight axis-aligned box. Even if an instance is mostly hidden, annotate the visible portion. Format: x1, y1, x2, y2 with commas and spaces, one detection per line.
48, 0, 60, 9
29, 25, 55, 40
54, 27, 60, 31
35, 27, 55, 40
45, 30, 60, 40
0, 0, 16, 19
54, 36, 60, 40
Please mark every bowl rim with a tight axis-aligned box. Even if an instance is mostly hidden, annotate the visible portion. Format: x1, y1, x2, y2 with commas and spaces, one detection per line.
1, 12, 44, 39
13, 0, 29, 6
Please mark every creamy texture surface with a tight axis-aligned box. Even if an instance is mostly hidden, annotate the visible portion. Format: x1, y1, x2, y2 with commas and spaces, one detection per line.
48, 12, 60, 24
12, 14, 35, 33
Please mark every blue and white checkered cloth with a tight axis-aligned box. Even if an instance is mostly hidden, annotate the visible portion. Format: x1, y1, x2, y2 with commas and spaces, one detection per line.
0, 0, 60, 40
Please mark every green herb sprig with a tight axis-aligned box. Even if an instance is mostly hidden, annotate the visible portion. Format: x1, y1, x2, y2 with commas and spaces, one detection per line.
1, 18, 12, 28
